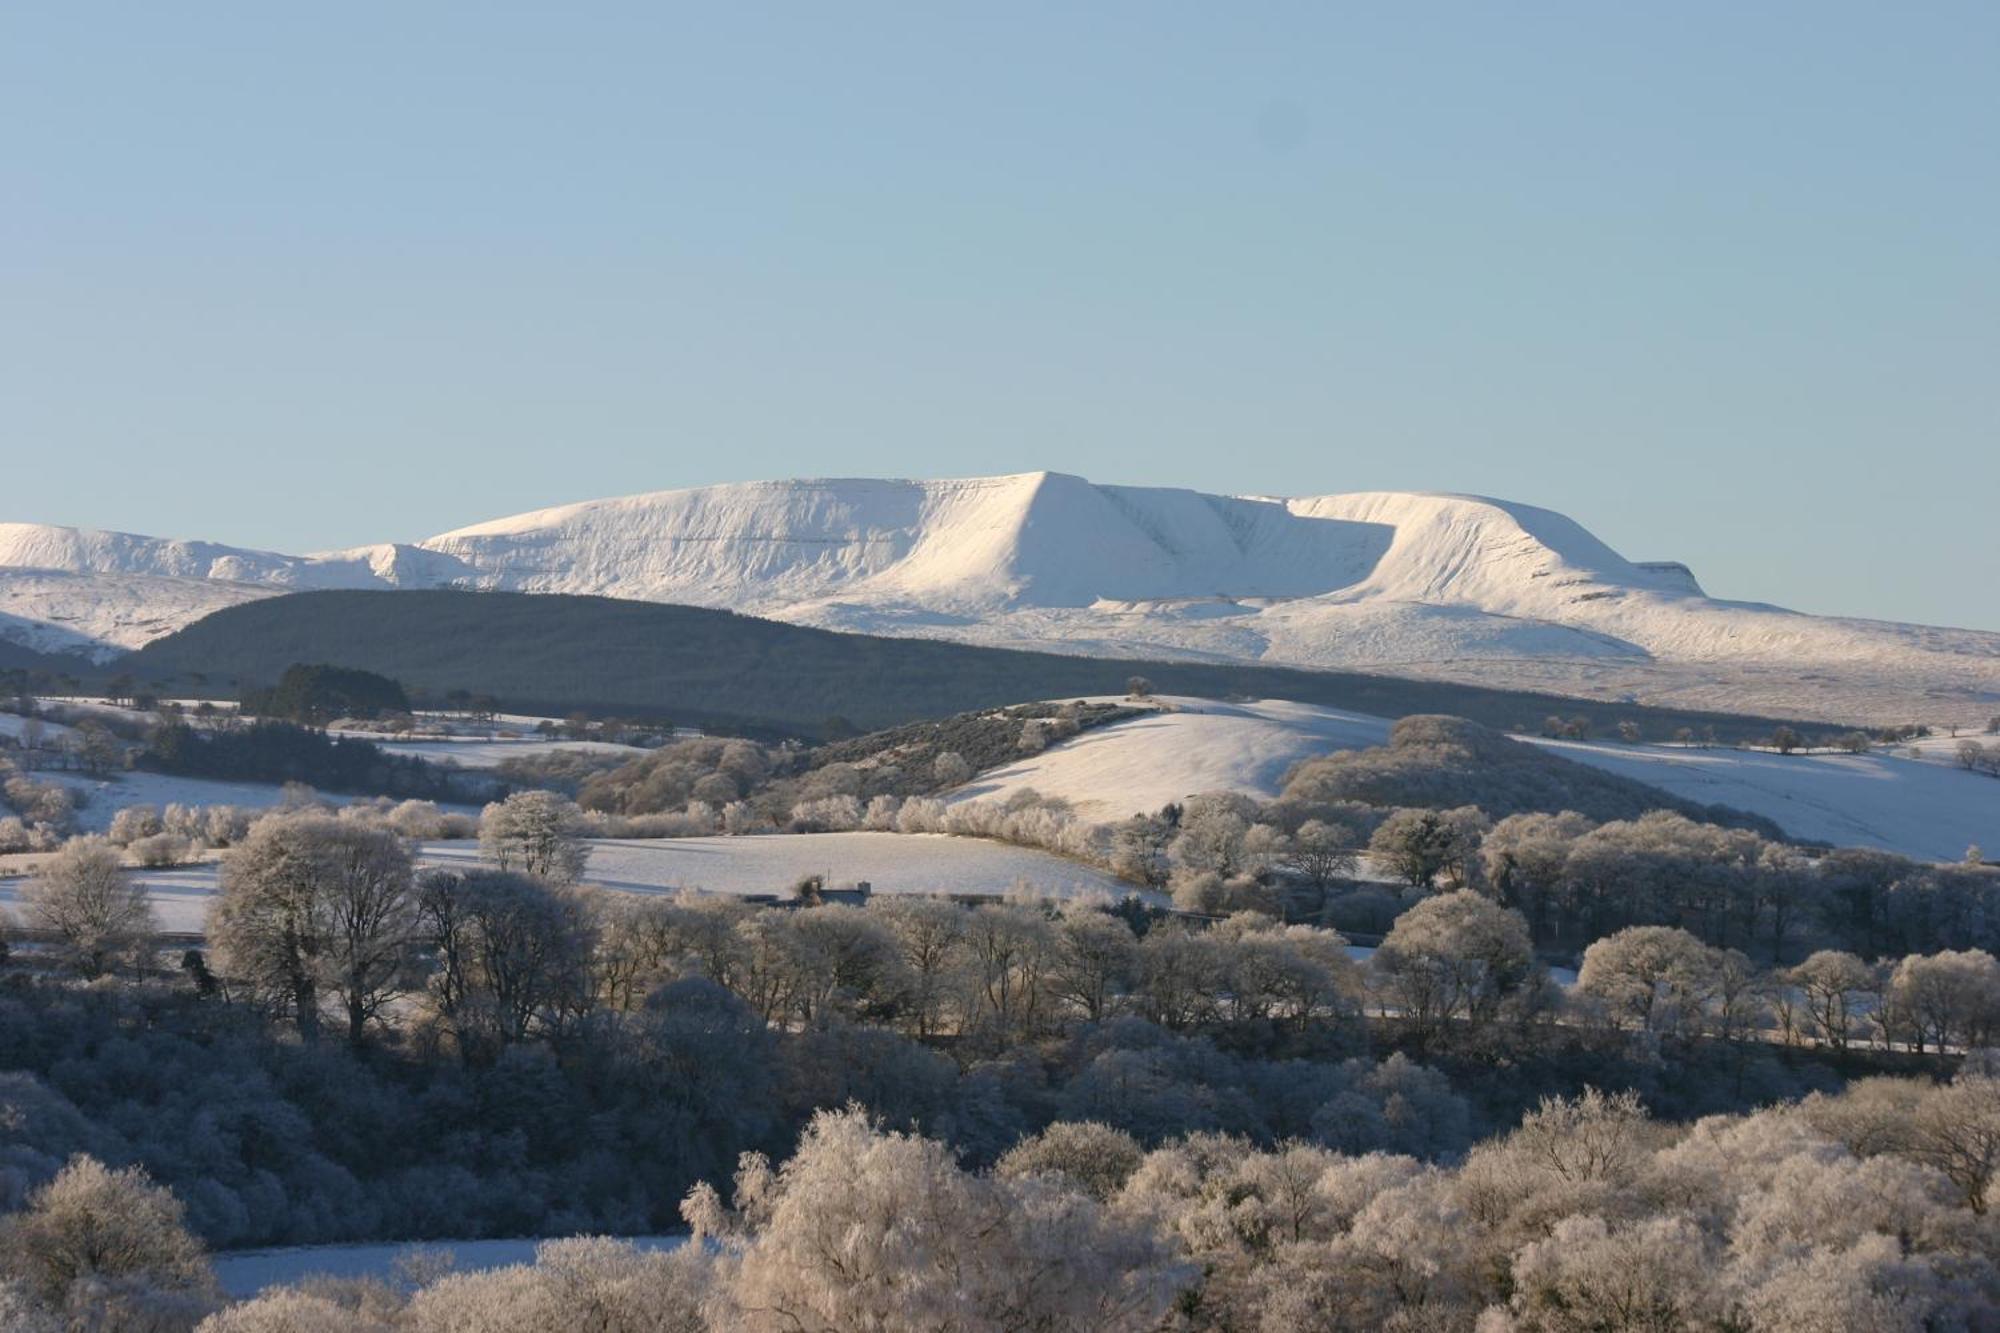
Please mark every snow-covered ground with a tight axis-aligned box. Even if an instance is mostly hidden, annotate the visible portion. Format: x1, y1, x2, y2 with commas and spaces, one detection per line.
0, 861, 219, 934
38, 771, 480, 834
0, 712, 75, 743
2, 833, 1137, 935
6, 472, 1995, 724
418, 833, 1132, 902
373, 738, 646, 769
956, 698, 1390, 820
958, 697, 1997, 863
1530, 737, 1997, 864
211, 1235, 684, 1300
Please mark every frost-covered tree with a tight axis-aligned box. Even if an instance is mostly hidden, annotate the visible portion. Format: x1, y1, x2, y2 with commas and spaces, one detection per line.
1909, 1074, 2000, 1213
479, 790, 590, 885
1788, 949, 1877, 1052
1371, 890, 1538, 1040
930, 750, 973, 788
416, 868, 598, 1058
210, 816, 417, 1045
1279, 818, 1357, 890
0, 1156, 215, 1320
1368, 806, 1489, 889
1574, 925, 1727, 1038
1884, 950, 2000, 1053
1169, 793, 1255, 878
1110, 813, 1174, 887
17, 836, 156, 977
1047, 904, 1139, 1024
1503, 1213, 1725, 1331
687, 1107, 1186, 1331
995, 1121, 1145, 1201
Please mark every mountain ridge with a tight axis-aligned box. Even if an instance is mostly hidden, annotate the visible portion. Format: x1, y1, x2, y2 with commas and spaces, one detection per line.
4, 472, 1995, 724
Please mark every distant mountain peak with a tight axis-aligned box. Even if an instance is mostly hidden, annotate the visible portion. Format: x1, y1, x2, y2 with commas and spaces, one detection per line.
3, 473, 1994, 724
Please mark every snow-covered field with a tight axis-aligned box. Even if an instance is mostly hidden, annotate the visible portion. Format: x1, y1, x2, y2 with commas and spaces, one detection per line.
960, 697, 1997, 863
2, 833, 1136, 935
0, 712, 75, 743
1531, 737, 1997, 864
418, 833, 1131, 902
373, 738, 646, 769
38, 771, 480, 834
211, 1235, 684, 1300
6, 472, 1996, 724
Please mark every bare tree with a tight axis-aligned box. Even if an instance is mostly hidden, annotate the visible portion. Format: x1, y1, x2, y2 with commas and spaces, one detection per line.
211, 815, 417, 1046
18, 837, 155, 977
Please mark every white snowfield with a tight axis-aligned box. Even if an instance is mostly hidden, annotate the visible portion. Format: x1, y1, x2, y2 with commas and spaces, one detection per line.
965, 698, 1998, 864
416, 833, 1131, 902
956, 698, 1392, 821
0, 832, 1137, 936
5, 472, 1995, 724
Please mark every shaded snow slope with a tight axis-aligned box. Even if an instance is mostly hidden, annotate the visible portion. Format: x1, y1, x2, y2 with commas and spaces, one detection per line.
962, 697, 1998, 863
5, 473, 1995, 721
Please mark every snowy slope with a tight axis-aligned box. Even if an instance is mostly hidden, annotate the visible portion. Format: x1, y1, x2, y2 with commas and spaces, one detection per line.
4, 473, 1995, 722
954, 698, 1392, 821
961, 697, 1998, 863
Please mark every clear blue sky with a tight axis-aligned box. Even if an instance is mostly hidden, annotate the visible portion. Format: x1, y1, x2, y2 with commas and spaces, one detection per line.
4, 3, 1995, 629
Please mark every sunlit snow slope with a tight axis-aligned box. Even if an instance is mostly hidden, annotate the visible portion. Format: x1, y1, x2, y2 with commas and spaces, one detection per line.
4, 473, 1995, 723
959, 697, 1996, 863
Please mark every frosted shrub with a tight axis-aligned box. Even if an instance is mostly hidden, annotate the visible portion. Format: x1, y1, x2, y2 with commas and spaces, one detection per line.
107, 804, 165, 846
3, 775, 75, 833
721, 800, 775, 836
862, 794, 902, 831
386, 799, 449, 839
196, 1287, 391, 1332
996, 1121, 1146, 1201
202, 806, 254, 847
894, 796, 948, 833
0, 1156, 216, 1317
0, 815, 35, 854
129, 832, 193, 868
161, 802, 206, 840
593, 809, 714, 839
787, 794, 863, 833
400, 1238, 708, 1333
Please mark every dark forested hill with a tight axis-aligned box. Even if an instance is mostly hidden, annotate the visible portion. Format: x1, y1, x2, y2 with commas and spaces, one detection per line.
117, 589, 1823, 740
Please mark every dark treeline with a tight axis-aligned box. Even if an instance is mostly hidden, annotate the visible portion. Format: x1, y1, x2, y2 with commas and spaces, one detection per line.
240, 663, 410, 724
144, 720, 481, 802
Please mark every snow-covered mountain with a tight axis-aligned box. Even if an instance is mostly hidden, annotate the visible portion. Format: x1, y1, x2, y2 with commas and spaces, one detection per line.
4, 473, 1996, 724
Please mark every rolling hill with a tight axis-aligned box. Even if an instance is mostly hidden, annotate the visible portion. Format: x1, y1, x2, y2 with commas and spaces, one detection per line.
959, 697, 1996, 862
114, 589, 1811, 741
